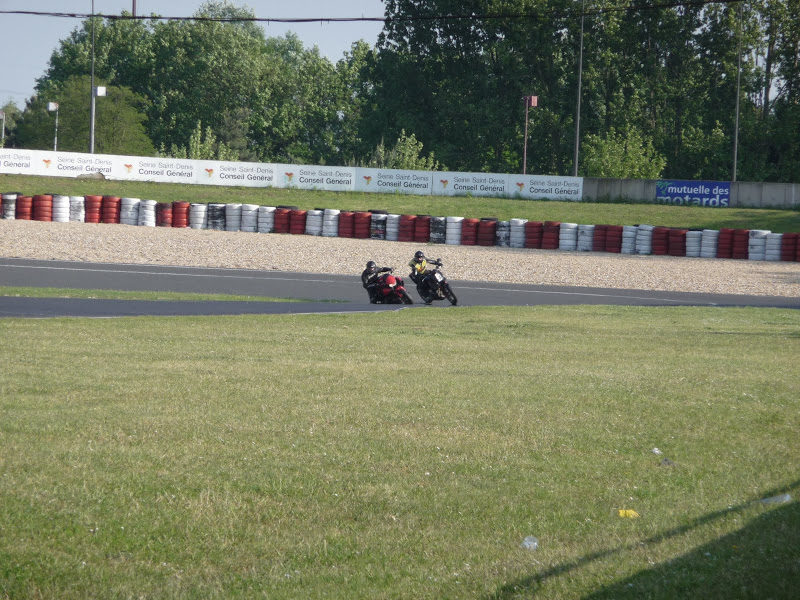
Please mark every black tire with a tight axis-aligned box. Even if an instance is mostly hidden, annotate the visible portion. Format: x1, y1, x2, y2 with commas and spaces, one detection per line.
443, 283, 458, 306
400, 289, 414, 304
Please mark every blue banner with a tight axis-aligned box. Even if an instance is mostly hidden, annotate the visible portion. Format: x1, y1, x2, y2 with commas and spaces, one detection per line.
655, 180, 730, 207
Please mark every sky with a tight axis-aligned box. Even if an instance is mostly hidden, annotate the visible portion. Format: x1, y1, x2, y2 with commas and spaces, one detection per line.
0, 0, 386, 107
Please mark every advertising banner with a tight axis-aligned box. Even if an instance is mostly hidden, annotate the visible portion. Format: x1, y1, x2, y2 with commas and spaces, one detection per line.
655, 180, 730, 207
431, 171, 508, 197
0, 148, 43, 176
354, 168, 432, 195
277, 164, 355, 191
200, 160, 277, 187
510, 174, 583, 201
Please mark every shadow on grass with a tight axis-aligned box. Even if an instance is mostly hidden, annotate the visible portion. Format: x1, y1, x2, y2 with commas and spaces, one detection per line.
490, 481, 799, 599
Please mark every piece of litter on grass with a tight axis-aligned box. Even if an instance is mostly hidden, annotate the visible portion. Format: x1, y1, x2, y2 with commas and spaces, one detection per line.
618, 509, 640, 519
659, 458, 675, 467
760, 493, 791, 505
652, 448, 663, 455
521, 536, 539, 550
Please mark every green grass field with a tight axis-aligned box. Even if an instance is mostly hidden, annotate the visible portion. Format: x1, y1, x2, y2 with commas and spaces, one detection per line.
2, 174, 799, 232
1, 306, 798, 599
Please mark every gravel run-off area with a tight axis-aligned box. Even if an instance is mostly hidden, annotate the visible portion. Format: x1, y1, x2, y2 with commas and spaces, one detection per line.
1, 220, 799, 297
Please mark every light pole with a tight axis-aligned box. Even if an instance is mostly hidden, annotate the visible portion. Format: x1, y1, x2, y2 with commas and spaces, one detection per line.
732, 1, 743, 182
0, 110, 5, 147
48, 102, 59, 151
90, 0, 96, 153
573, 0, 585, 177
522, 95, 537, 175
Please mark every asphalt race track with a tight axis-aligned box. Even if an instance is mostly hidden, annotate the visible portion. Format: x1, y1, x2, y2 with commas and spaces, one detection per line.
1, 257, 798, 318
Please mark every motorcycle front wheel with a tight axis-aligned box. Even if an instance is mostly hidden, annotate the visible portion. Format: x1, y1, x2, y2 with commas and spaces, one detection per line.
443, 283, 458, 305
399, 289, 414, 304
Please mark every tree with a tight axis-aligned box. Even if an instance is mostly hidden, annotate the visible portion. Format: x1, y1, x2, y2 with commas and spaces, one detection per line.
160, 121, 239, 160
581, 125, 665, 179
14, 75, 154, 155
365, 129, 445, 170
0, 101, 21, 147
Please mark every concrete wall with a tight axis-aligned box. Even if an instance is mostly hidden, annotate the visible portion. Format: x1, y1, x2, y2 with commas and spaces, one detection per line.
583, 178, 798, 209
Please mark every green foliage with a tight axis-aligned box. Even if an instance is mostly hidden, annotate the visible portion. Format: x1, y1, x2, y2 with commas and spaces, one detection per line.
159, 121, 239, 161
13, 75, 154, 156
364, 129, 445, 171
582, 125, 666, 179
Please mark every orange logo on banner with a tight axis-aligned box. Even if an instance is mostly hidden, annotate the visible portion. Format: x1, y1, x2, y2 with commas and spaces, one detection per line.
516, 182, 524, 191
285, 172, 294, 182
124, 164, 133, 172
363, 175, 372, 184
42, 159, 51, 168
205, 168, 214, 177
440, 179, 448, 188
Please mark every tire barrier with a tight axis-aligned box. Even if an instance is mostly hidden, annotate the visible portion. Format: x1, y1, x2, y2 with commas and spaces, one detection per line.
635, 225, 653, 255
155, 202, 173, 227
477, 218, 497, 246
700, 229, 719, 258
258, 206, 276, 233
84, 195, 102, 223
138, 200, 156, 227
339, 210, 356, 238
52, 195, 70, 223
446, 216, 464, 245
510, 218, 527, 248
717, 228, 734, 258
651, 226, 668, 255
69, 196, 85, 222
781, 233, 798, 261
240, 204, 259, 233
120, 197, 140, 226
685, 230, 702, 258
6, 191, 800, 263
542, 221, 560, 250
370, 213, 387, 240
225, 203, 242, 232
525, 221, 543, 249
354, 211, 372, 239
765, 233, 783, 262
189, 203, 208, 229
207, 203, 226, 231
430, 216, 446, 244
289, 209, 307, 235
385, 214, 400, 241
732, 229, 750, 259
558, 222, 578, 251
305, 209, 324, 236
605, 225, 623, 253
274, 206, 292, 234
33, 195, 53, 222
397, 215, 415, 242
577, 224, 595, 252
461, 218, 479, 246
15, 196, 32, 220
414, 215, 431, 243
621, 225, 638, 254
101, 196, 121, 224
496, 220, 510, 247
667, 228, 687, 257
172, 201, 190, 228
747, 229, 769, 261
1, 193, 19, 220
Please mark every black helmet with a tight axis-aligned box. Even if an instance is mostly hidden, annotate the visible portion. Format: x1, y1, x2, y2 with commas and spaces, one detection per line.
366, 260, 377, 273
414, 250, 425, 261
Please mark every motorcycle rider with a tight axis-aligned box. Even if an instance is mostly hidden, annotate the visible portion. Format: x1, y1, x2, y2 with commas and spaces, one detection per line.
408, 250, 441, 304
361, 260, 393, 303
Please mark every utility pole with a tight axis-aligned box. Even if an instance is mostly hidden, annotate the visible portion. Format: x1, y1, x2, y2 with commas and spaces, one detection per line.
522, 95, 537, 174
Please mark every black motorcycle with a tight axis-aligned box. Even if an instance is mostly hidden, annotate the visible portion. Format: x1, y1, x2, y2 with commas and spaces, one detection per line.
416, 259, 458, 305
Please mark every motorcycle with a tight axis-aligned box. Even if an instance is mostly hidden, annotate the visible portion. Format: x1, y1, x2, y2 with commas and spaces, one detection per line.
374, 271, 414, 304
417, 259, 458, 305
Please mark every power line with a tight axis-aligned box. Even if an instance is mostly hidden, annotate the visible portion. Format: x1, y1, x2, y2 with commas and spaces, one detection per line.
0, 0, 745, 26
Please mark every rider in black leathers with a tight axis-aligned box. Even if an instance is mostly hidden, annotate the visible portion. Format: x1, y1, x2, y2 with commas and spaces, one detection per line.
361, 260, 393, 303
